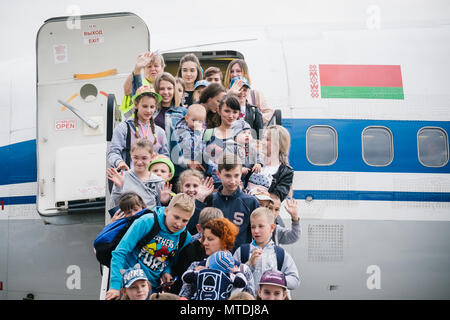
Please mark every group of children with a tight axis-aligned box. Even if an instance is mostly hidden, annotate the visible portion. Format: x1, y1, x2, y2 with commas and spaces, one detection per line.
99, 51, 299, 300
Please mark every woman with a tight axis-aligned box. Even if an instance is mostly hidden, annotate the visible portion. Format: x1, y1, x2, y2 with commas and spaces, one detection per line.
177, 53, 203, 107
203, 93, 241, 188
178, 218, 256, 299
198, 82, 226, 129
224, 59, 273, 124
261, 125, 294, 202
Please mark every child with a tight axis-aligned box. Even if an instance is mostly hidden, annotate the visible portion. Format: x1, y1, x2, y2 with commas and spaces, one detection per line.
228, 76, 263, 139
233, 207, 300, 291
204, 66, 223, 84
181, 250, 247, 300
229, 119, 264, 186
105, 193, 195, 300
177, 53, 203, 107
148, 155, 175, 182
257, 270, 289, 300
192, 80, 210, 103
120, 264, 152, 300
203, 94, 242, 188
169, 207, 224, 295
177, 169, 215, 235
175, 77, 186, 107
109, 191, 146, 224
173, 104, 207, 172
195, 153, 259, 251
107, 85, 169, 172
269, 193, 300, 246
107, 139, 166, 211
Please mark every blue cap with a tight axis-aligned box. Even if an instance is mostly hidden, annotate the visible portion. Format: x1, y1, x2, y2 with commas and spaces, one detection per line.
231, 119, 251, 138
229, 76, 250, 89
194, 80, 210, 90
207, 251, 235, 274
121, 264, 148, 288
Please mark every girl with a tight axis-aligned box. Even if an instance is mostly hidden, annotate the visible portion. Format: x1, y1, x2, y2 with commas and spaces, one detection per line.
107, 85, 169, 171
177, 53, 203, 107
107, 138, 170, 211
179, 218, 256, 299
224, 59, 273, 124
154, 72, 188, 183
199, 82, 226, 129
175, 77, 186, 107
177, 169, 214, 235
203, 93, 241, 187
124, 51, 165, 95
120, 264, 152, 300
109, 191, 146, 224
257, 270, 289, 300
259, 125, 294, 202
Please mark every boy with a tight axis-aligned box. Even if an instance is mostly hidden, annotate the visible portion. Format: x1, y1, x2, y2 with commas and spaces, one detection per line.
173, 104, 207, 172
195, 153, 259, 251
148, 156, 175, 182
204, 66, 223, 84
105, 193, 195, 300
228, 76, 263, 139
233, 207, 300, 290
269, 193, 300, 246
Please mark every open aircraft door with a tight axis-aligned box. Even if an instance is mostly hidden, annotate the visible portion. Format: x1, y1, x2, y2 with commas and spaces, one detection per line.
36, 13, 149, 223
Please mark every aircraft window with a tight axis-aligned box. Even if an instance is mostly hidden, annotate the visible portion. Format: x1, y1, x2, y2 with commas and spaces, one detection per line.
306, 126, 338, 166
417, 127, 449, 167
362, 126, 394, 166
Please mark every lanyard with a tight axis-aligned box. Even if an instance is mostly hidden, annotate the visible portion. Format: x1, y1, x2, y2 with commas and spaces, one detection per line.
138, 123, 151, 139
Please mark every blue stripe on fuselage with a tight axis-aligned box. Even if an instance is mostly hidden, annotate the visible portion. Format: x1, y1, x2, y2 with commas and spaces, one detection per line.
283, 118, 450, 174
0, 140, 37, 186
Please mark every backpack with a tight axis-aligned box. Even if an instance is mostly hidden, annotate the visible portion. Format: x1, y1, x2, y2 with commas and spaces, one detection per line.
239, 243, 285, 271
93, 209, 187, 267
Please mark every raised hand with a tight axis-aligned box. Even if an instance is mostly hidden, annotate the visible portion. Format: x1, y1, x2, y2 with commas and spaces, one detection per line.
284, 197, 299, 222
196, 176, 214, 202
158, 181, 173, 205
134, 51, 154, 74
106, 167, 125, 187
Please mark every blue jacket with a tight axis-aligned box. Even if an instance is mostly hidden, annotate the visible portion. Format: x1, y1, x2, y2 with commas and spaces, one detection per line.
195, 186, 259, 251
109, 206, 192, 290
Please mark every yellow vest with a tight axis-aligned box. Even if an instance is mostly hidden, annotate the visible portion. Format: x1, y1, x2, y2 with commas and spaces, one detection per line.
119, 75, 153, 120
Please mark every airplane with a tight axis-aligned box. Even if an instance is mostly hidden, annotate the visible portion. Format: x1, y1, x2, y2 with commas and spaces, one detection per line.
0, 0, 449, 300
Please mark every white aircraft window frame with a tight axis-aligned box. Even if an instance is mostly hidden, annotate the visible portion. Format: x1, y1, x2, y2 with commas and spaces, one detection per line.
306, 125, 338, 166
361, 126, 394, 167
417, 127, 449, 168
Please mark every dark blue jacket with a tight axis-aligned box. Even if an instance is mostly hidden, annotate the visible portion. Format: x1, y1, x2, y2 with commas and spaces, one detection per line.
194, 186, 259, 251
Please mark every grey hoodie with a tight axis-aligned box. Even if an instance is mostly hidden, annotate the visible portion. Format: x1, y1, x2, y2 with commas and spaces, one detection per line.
109, 170, 165, 211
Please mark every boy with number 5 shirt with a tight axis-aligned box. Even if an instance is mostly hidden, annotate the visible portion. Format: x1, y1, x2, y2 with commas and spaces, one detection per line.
195, 153, 259, 252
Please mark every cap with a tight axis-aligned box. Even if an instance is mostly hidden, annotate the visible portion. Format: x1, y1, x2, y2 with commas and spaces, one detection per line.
259, 270, 287, 289
207, 251, 235, 274
132, 85, 162, 103
194, 80, 210, 90
249, 189, 274, 203
229, 76, 250, 89
121, 264, 148, 288
148, 156, 175, 181
231, 119, 251, 139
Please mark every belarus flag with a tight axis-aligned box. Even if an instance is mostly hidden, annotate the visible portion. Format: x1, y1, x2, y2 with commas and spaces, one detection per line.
314, 64, 404, 100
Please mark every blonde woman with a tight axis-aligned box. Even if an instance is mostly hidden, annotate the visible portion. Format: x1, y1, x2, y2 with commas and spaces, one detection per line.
260, 125, 294, 202
224, 59, 273, 124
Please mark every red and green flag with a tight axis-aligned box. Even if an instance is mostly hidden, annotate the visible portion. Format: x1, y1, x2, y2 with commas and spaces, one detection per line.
310, 64, 404, 99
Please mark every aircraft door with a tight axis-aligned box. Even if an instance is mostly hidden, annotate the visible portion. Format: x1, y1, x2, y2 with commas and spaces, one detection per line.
36, 13, 149, 219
